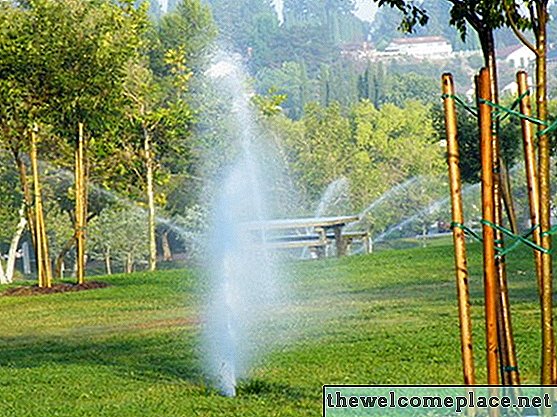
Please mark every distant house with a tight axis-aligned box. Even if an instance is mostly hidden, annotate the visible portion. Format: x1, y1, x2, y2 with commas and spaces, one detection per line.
502, 75, 534, 96
340, 42, 377, 62
498, 44, 535, 69
384, 36, 453, 59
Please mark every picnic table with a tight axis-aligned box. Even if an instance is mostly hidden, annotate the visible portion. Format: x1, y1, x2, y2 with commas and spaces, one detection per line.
243, 215, 359, 257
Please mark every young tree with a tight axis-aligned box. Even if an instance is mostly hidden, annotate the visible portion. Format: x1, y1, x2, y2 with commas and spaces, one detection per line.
0, 154, 26, 284
504, 0, 553, 385
0, 0, 149, 285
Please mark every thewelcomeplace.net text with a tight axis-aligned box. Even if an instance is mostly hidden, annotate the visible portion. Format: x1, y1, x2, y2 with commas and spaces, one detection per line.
323, 386, 557, 416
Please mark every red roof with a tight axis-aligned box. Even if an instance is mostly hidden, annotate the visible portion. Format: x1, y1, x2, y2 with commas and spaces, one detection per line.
497, 44, 523, 59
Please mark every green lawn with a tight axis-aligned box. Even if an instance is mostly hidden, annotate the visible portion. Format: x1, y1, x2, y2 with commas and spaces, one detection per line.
0, 242, 547, 416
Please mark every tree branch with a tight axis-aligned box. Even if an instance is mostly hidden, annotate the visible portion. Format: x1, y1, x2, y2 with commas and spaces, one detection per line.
504, 1, 538, 54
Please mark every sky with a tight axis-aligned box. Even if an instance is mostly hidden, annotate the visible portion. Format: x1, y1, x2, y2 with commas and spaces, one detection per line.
354, 0, 377, 22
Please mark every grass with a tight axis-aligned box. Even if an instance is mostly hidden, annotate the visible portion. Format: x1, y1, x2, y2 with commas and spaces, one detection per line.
0, 241, 548, 416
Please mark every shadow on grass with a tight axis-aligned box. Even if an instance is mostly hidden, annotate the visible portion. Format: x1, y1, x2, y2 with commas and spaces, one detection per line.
0, 330, 205, 385
237, 378, 306, 399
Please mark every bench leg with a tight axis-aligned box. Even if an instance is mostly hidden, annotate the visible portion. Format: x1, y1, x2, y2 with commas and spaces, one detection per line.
364, 236, 371, 254
334, 227, 346, 257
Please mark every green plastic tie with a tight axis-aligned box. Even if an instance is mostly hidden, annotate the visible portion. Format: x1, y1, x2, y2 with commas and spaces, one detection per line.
541, 225, 557, 237
480, 220, 549, 256
450, 222, 483, 242
478, 98, 549, 127
496, 90, 530, 123
441, 94, 478, 118
538, 120, 557, 136
452, 220, 554, 256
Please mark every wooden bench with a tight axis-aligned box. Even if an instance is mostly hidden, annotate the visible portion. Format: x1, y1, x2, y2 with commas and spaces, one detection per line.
243, 215, 359, 257
264, 232, 327, 249
343, 231, 372, 254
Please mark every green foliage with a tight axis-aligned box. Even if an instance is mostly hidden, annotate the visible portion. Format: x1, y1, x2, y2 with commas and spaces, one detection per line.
151, 0, 217, 71
206, 0, 278, 55
431, 100, 523, 184
283, 0, 363, 46
252, 88, 288, 117
88, 204, 149, 271
0, 153, 23, 244
256, 61, 316, 119
267, 99, 444, 212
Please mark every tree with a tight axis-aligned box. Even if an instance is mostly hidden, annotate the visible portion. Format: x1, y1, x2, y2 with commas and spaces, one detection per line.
266, 99, 444, 212
256, 61, 318, 120
0, 0, 150, 285
88, 203, 149, 274
0, 153, 26, 284
152, 0, 217, 70
503, 0, 553, 385
206, 0, 277, 54
432, 102, 522, 184
122, 42, 195, 272
120, 0, 215, 272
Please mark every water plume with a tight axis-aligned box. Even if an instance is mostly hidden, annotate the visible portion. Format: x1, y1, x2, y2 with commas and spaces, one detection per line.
202, 53, 285, 397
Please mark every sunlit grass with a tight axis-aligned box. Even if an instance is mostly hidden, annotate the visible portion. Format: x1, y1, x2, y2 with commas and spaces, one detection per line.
0, 242, 546, 416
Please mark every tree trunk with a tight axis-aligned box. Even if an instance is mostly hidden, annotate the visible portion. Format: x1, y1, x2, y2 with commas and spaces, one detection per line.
104, 248, 112, 275
13, 150, 36, 250
479, 29, 520, 386
125, 252, 133, 274
481, 30, 519, 234
144, 127, 157, 272
0, 249, 6, 284
161, 230, 172, 261
5, 206, 27, 283
534, 3, 554, 386
55, 235, 76, 279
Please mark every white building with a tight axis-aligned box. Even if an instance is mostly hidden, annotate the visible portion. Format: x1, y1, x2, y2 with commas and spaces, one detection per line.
384, 36, 453, 59
340, 42, 377, 61
498, 44, 536, 69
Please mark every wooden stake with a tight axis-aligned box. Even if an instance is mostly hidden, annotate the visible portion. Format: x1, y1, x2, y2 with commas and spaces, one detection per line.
484, 64, 520, 385
517, 71, 543, 293
31, 130, 43, 287
144, 126, 157, 272
75, 123, 85, 284
30, 127, 51, 288
38, 194, 52, 287
442, 73, 476, 385
517, 70, 557, 385
478, 68, 500, 385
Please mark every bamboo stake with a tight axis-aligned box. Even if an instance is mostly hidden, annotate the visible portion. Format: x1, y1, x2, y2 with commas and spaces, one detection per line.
517, 70, 557, 386
30, 127, 51, 287
38, 193, 52, 287
475, 73, 509, 386
442, 73, 476, 385
75, 123, 85, 284
485, 63, 520, 385
478, 68, 500, 385
30, 129, 43, 287
517, 71, 543, 293
484, 46, 520, 386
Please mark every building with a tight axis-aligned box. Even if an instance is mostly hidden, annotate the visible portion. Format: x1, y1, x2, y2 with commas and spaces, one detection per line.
384, 36, 453, 59
498, 44, 536, 69
340, 42, 377, 62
